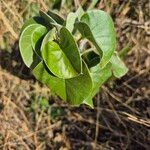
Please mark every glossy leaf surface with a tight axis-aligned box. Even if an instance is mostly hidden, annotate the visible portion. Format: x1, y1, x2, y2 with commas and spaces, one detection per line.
31, 26, 47, 56
42, 41, 78, 79
19, 24, 47, 67
60, 27, 82, 73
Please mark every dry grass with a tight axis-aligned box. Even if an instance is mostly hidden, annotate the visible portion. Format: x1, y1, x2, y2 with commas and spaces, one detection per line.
0, 0, 51, 49
0, 0, 150, 149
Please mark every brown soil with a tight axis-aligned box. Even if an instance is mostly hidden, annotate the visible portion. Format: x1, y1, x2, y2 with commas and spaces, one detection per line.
0, 0, 150, 150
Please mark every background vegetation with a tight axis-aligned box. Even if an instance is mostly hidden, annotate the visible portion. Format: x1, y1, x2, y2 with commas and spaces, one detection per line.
0, 0, 149, 149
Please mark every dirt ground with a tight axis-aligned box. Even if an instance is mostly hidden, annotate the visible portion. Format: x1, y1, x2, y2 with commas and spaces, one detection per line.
0, 0, 150, 149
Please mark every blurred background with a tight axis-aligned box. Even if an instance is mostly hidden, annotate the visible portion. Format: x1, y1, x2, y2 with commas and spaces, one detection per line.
0, 0, 149, 149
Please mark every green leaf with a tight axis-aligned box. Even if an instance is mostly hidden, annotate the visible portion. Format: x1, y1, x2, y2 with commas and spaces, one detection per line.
76, 10, 116, 68
33, 27, 92, 105
19, 24, 46, 67
32, 61, 66, 100
110, 53, 128, 78
66, 61, 92, 105
41, 27, 81, 79
39, 10, 61, 27
83, 97, 93, 108
65, 7, 84, 33
19, 9, 128, 107
42, 41, 79, 79
47, 10, 65, 25
60, 27, 82, 73
41, 28, 56, 50
31, 25, 47, 57
33, 61, 93, 105
76, 6, 84, 20
66, 12, 77, 32
83, 63, 112, 107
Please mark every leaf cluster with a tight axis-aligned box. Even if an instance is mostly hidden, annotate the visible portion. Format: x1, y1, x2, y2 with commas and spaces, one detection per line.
19, 8, 128, 107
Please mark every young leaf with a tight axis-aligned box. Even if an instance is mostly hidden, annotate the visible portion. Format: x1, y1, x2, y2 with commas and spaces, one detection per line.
32, 61, 66, 100
42, 41, 79, 79
110, 53, 128, 78
33, 61, 92, 105
41, 28, 56, 51
66, 12, 77, 32
19, 9, 128, 107
66, 61, 92, 105
65, 6, 85, 32
31, 26, 47, 57
76, 10, 116, 68
83, 63, 112, 107
75, 22, 102, 55
76, 6, 84, 20
19, 24, 47, 67
60, 27, 82, 73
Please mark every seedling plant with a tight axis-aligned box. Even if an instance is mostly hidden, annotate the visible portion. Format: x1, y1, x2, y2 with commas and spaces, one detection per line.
19, 7, 128, 107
